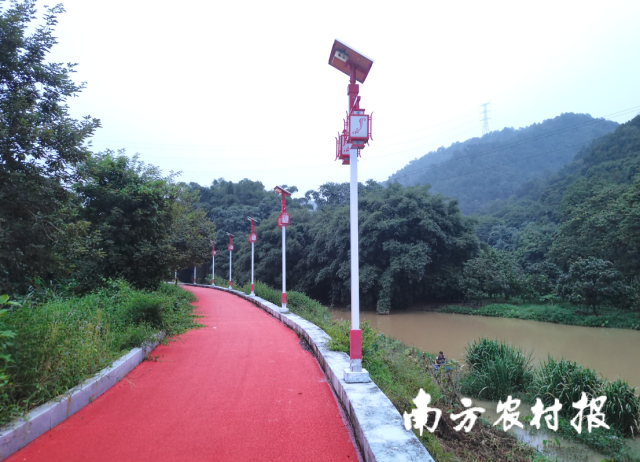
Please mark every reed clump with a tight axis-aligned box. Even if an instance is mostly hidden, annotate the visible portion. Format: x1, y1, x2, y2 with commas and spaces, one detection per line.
529, 357, 639, 436
462, 340, 640, 437
461, 338, 533, 401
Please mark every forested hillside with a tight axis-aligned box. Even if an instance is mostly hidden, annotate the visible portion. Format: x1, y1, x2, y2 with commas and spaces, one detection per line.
388, 113, 618, 213
467, 115, 640, 310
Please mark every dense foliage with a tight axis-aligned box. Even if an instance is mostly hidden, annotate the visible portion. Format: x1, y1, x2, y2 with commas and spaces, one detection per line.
389, 113, 617, 214
0, 280, 200, 425
0, 3, 215, 294
188, 180, 478, 313
0, 1, 101, 293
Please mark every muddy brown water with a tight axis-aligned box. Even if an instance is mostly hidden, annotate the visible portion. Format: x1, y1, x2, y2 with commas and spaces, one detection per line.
330, 310, 640, 389
330, 309, 640, 460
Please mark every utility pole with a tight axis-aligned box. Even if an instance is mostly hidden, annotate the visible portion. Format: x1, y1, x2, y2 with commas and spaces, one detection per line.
480, 102, 491, 136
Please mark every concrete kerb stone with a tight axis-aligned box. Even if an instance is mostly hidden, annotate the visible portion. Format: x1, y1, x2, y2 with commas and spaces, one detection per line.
186, 283, 434, 462
0, 334, 165, 461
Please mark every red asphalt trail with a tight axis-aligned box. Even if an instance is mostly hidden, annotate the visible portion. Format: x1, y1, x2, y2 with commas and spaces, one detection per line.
8, 286, 358, 462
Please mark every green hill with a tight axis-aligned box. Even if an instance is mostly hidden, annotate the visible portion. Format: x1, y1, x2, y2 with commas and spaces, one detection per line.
477, 114, 640, 277
388, 113, 618, 214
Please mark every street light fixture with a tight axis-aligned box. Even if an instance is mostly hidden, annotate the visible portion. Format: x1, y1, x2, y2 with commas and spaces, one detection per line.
274, 186, 291, 312
247, 217, 259, 296
226, 233, 234, 289
328, 39, 373, 383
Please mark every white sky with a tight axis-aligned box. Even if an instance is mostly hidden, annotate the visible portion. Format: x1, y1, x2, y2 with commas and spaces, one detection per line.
43, 0, 640, 196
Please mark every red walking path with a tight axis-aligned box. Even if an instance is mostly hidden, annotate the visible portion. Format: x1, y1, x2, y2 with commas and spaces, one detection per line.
7, 286, 359, 461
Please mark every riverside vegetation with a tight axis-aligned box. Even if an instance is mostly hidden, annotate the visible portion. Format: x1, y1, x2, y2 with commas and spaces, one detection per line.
461, 338, 640, 460
438, 303, 640, 330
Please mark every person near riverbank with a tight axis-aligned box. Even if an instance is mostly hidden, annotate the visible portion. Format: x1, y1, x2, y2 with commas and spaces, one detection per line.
434, 351, 446, 371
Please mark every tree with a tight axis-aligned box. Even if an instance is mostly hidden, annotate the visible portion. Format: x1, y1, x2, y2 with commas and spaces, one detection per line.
73, 151, 214, 289
557, 258, 627, 314
0, 1, 101, 293
461, 247, 524, 302
304, 181, 478, 312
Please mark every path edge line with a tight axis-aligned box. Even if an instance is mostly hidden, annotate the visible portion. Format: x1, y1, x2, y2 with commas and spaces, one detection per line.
189, 283, 434, 462
0, 336, 163, 460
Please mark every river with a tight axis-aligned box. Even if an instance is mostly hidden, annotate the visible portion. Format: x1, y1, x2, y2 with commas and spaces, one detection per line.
330, 309, 640, 460
330, 310, 640, 389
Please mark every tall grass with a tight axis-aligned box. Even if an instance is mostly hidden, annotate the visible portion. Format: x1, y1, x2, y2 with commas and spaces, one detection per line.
463, 340, 640, 437
461, 338, 533, 401
529, 357, 639, 436
0, 280, 200, 426
529, 357, 602, 415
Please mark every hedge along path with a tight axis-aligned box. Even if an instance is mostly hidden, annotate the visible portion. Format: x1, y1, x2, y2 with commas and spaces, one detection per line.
6, 286, 359, 462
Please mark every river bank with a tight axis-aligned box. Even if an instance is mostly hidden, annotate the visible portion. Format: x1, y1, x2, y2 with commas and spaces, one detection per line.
438, 302, 640, 330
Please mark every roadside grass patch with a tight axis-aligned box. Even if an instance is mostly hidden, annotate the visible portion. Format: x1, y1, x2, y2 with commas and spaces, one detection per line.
0, 280, 202, 426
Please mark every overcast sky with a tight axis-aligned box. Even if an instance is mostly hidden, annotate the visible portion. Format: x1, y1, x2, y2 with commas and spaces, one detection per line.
40, 0, 640, 195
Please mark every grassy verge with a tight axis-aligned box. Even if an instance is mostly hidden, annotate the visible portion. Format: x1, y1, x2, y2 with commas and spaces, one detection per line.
241, 281, 546, 462
438, 303, 640, 330
0, 280, 202, 426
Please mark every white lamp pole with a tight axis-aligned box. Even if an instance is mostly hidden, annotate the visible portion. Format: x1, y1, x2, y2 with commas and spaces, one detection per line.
193, 265, 196, 284
211, 241, 216, 286
282, 225, 286, 309
274, 187, 291, 311
226, 233, 234, 289
248, 217, 258, 296
349, 146, 360, 369
328, 39, 373, 383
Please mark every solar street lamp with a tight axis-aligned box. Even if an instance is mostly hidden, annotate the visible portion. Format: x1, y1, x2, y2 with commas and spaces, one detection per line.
275, 186, 291, 312
328, 39, 373, 383
226, 232, 234, 289
211, 241, 217, 287
247, 217, 259, 296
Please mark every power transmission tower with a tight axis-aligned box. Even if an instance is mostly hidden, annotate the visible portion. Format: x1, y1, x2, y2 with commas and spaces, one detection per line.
480, 102, 491, 136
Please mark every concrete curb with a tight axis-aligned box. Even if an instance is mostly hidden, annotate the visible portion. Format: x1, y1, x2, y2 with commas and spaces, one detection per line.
0, 337, 162, 460
187, 283, 434, 462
